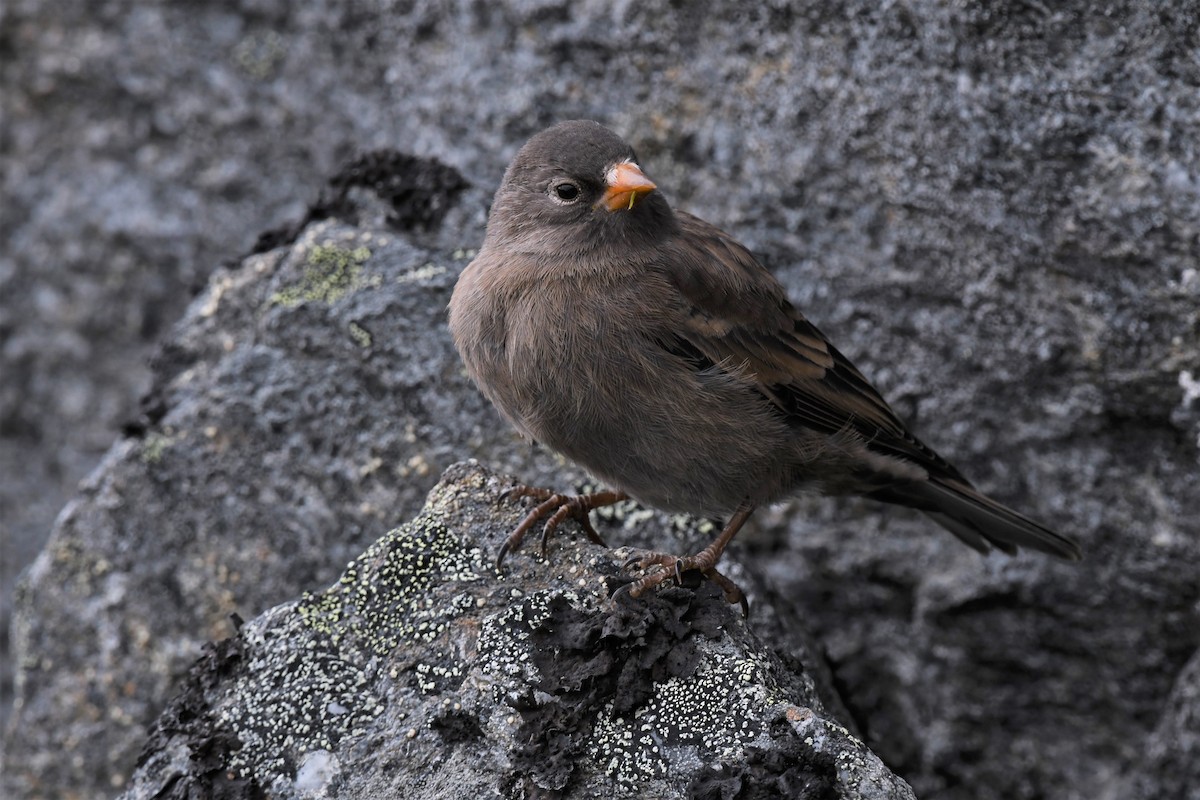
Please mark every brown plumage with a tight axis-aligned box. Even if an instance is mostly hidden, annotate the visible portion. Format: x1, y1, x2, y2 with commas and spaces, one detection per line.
448, 120, 1081, 608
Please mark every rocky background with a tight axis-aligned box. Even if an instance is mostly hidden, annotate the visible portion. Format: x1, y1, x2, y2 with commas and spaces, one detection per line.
2, 1, 1198, 798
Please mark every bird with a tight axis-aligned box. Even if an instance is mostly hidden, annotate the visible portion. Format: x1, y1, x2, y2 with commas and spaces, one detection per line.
448, 119, 1081, 610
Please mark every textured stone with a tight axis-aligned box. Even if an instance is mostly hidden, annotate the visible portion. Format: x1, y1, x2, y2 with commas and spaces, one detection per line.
119, 461, 915, 800
2, 2, 1198, 799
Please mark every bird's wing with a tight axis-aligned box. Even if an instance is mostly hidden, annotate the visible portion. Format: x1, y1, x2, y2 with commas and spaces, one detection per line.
659, 211, 966, 482
655, 213, 1082, 561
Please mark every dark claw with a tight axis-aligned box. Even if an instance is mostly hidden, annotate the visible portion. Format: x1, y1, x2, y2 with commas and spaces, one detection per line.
610, 582, 635, 602
539, 521, 554, 557
496, 540, 513, 569
578, 515, 607, 547
621, 554, 645, 571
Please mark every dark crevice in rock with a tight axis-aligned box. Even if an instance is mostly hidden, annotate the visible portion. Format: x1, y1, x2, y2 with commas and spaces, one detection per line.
250, 151, 469, 256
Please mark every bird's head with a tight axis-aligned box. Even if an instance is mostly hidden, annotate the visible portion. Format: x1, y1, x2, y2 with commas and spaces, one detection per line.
484, 120, 676, 263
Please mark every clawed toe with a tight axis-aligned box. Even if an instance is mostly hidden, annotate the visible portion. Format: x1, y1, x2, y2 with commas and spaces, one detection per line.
497, 486, 752, 616
495, 485, 626, 567
706, 569, 750, 617
497, 483, 552, 505
617, 548, 749, 616
620, 550, 670, 571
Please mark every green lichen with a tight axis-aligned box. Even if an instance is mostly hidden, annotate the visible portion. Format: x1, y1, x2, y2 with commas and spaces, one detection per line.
233, 31, 286, 79
348, 321, 372, 348
396, 262, 448, 284
271, 244, 371, 307
140, 432, 175, 464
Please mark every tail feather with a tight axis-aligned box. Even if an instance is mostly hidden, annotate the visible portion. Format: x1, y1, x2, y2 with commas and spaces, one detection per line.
879, 479, 1082, 560
923, 511, 1015, 556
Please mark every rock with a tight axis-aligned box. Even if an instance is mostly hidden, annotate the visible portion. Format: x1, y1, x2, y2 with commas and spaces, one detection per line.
3, 2, 1199, 799
1127, 647, 1200, 800
118, 461, 915, 800
2, 190, 525, 798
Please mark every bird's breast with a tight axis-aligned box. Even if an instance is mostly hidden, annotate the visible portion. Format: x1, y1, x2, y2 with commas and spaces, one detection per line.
452, 263, 796, 514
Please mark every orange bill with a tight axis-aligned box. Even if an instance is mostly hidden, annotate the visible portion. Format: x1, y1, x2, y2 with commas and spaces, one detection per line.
599, 161, 657, 211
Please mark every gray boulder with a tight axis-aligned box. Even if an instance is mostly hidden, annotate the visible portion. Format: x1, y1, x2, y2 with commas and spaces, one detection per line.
119, 460, 915, 800
3, 2, 1199, 799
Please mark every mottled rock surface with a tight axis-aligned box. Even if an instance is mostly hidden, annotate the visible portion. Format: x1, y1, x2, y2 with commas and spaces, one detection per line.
118, 461, 915, 800
3, 2, 1199, 799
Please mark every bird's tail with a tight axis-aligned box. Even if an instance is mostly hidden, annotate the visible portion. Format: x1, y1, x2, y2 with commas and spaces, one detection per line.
876, 478, 1082, 560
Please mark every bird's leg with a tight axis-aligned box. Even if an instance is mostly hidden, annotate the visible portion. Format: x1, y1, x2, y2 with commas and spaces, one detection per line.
615, 504, 755, 615
495, 484, 629, 566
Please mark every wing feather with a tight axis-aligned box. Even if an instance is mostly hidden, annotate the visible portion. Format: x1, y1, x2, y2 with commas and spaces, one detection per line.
659, 211, 965, 482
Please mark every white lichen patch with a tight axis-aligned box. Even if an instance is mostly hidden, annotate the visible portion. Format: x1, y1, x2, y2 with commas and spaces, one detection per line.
415, 661, 465, 694
475, 589, 577, 691
221, 642, 384, 775
218, 499, 489, 779
297, 511, 485, 654
347, 321, 372, 348
584, 646, 780, 795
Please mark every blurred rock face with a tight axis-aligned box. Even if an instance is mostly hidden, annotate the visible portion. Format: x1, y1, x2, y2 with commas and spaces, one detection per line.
2, 2, 1198, 800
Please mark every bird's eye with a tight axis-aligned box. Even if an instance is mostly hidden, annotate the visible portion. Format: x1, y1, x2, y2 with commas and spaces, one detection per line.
552, 181, 581, 202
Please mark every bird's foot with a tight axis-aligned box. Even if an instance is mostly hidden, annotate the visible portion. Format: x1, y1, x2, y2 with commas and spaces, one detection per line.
614, 549, 749, 617
495, 484, 628, 567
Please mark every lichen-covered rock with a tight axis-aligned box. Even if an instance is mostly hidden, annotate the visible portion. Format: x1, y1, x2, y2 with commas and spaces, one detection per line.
4, 3, 1199, 799
120, 462, 915, 800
